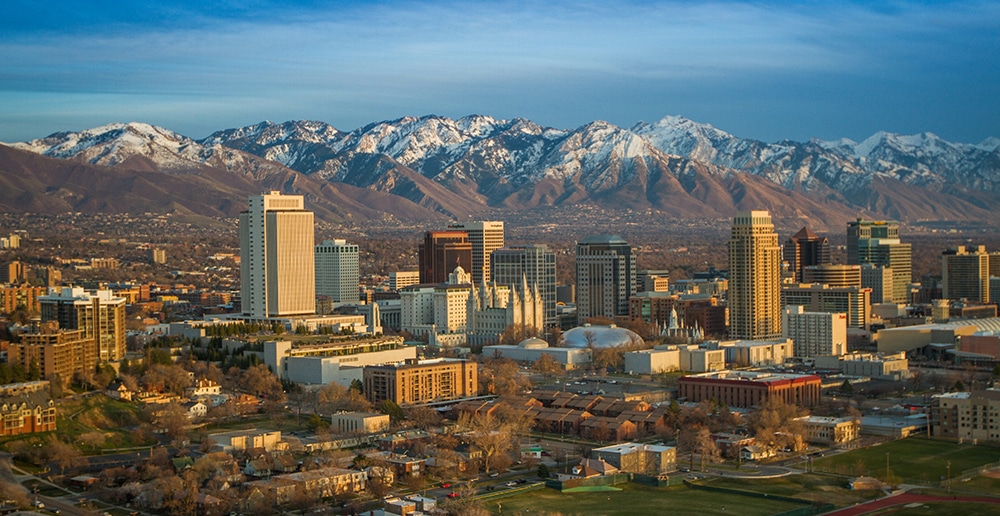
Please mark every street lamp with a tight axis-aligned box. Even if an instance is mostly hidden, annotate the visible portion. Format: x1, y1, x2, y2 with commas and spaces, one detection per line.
947, 460, 951, 493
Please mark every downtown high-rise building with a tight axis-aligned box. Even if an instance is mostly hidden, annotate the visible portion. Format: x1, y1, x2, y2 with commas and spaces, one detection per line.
315, 239, 360, 303
847, 219, 911, 304
728, 210, 782, 340
491, 244, 557, 328
942, 245, 990, 303
575, 235, 635, 323
39, 287, 126, 362
418, 231, 473, 284
240, 191, 316, 318
783, 227, 830, 283
447, 221, 504, 284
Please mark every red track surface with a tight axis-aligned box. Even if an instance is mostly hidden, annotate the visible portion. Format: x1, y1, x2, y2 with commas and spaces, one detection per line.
823, 493, 1000, 515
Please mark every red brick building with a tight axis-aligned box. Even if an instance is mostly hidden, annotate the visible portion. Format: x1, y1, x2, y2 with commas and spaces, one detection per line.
678, 370, 821, 408
0, 381, 56, 436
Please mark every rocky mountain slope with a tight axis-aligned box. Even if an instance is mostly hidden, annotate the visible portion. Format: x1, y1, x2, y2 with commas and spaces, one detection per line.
5, 116, 997, 225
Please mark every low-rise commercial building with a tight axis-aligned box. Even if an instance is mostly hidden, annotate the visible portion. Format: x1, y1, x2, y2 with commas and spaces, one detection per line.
331, 412, 391, 434
813, 352, 910, 381
706, 338, 794, 367
678, 370, 821, 408
264, 337, 415, 386
624, 346, 680, 374
796, 416, 860, 444
483, 338, 592, 370
591, 443, 676, 475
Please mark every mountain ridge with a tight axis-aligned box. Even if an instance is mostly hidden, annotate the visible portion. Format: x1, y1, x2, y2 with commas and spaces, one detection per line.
4, 115, 998, 228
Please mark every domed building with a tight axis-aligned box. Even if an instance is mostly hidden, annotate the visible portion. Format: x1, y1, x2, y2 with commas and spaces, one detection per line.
483, 336, 592, 370
561, 324, 644, 349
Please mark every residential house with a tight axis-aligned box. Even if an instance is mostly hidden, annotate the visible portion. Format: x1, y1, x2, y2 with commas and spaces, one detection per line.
272, 455, 299, 474
244, 458, 272, 478
185, 378, 222, 398
105, 380, 134, 401
710, 433, 755, 459
579, 417, 637, 442
182, 401, 207, 420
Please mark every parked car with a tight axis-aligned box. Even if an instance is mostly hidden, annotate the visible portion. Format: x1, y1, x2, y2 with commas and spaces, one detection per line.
447, 492, 459, 498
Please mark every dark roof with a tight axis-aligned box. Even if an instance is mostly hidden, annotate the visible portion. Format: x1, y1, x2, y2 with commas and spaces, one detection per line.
790, 227, 820, 241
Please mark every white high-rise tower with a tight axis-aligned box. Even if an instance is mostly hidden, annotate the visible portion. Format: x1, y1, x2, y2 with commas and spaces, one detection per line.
240, 191, 315, 318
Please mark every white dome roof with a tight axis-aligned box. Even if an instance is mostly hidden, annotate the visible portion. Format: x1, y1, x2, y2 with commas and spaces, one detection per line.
518, 337, 549, 349
561, 324, 644, 349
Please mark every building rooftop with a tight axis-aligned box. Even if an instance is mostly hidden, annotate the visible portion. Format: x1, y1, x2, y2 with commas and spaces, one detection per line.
683, 370, 819, 383
592, 442, 674, 454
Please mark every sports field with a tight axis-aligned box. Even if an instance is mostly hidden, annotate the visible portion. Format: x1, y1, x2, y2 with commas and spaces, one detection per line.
811, 437, 1000, 486
486, 482, 807, 515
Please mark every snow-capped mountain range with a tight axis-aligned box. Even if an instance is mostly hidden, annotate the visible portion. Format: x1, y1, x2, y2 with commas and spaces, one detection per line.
4, 115, 998, 225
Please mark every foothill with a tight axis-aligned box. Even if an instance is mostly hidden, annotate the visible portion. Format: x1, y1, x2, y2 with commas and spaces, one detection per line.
1, 196, 1000, 516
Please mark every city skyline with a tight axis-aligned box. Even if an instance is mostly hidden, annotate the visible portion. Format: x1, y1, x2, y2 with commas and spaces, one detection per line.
2, 1, 998, 145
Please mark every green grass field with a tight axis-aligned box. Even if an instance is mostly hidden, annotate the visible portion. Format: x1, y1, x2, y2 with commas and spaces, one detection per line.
702, 473, 880, 507
485, 482, 808, 515
812, 438, 1000, 486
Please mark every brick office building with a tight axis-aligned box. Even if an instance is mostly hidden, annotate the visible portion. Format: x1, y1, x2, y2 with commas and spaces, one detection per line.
678, 370, 821, 408
363, 358, 478, 405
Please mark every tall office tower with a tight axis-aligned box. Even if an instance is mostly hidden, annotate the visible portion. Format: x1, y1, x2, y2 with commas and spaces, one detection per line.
846, 219, 911, 304
492, 244, 557, 328
315, 239, 360, 303
575, 235, 636, 323
783, 227, 831, 282
149, 248, 166, 264
240, 191, 316, 318
0, 261, 25, 284
728, 210, 782, 340
418, 231, 473, 284
860, 264, 894, 304
39, 287, 126, 362
447, 221, 504, 284
989, 252, 1000, 280
942, 245, 990, 303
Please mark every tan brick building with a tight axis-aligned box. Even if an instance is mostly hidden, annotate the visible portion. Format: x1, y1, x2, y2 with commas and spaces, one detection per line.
363, 358, 477, 405
8, 324, 96, 384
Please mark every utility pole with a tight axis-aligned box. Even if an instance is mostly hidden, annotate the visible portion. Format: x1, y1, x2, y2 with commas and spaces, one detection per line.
947, 460, 951, 493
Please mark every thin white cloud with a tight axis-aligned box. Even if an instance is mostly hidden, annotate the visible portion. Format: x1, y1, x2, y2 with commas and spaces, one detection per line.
0, 1, 997, 141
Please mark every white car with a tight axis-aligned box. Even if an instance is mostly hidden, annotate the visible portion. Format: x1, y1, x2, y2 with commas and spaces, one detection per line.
31, 500, 44, 509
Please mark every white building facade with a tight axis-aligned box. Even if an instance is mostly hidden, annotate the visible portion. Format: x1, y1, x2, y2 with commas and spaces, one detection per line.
315, 239, 359, 303
782, 306, 848, 357
240, 192, 315, 318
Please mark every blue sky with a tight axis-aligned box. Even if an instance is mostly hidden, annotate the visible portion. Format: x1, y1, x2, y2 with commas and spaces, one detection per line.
1, 1, 998, 144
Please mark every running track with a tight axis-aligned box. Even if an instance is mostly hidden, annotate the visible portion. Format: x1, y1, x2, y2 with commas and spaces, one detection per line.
823, 493, 1000, 515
